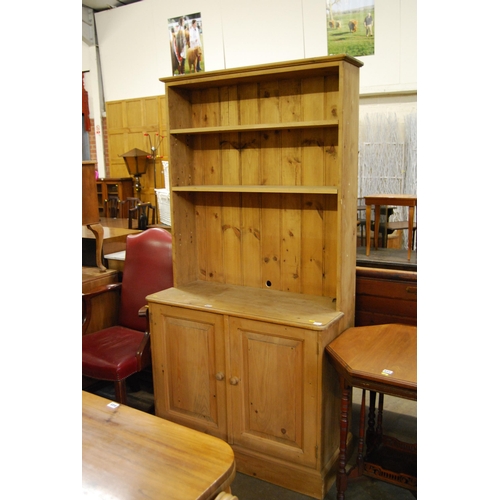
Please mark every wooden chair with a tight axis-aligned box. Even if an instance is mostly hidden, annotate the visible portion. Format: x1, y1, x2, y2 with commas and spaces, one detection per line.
128, 202, 156, 230
82, 228, 173, 404
357, 198, 367, 246
121, 197, 142, 215
359, 197, 395, 248
104, 196, 121, 218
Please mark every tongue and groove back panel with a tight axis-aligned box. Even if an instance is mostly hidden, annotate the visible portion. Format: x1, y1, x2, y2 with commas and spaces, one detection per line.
161, 55, 361, 328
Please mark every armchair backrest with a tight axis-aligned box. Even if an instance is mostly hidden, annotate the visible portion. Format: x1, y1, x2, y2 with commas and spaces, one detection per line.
105, 196, 121, 218
118, 228, 173, 331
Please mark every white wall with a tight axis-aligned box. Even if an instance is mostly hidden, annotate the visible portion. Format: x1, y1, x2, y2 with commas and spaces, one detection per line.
82, 40, 90, 73
83, 0, 416, 102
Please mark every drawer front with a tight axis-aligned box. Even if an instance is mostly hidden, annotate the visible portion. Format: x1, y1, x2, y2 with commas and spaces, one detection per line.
355, 270, 417, 326
356, 277, 417, 300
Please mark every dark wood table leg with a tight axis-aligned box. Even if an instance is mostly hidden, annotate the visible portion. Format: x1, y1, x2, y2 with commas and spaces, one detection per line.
373, 205, 381, 251
365, 204, 371, 256
348, 389, 366, 479
376, 392, 385, 445
366, 390, 377, 450
337, 377, 350, 500
407, 205, 415, 260
87, 223, 106, 272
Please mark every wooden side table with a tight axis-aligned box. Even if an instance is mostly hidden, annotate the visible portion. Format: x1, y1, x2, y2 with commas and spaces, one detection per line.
326, 324, 417, 500
365, 194, 417, 261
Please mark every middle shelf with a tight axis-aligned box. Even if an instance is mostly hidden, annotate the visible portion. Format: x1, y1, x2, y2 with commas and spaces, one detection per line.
170, 120, 339, 135
172, 185, 339, 194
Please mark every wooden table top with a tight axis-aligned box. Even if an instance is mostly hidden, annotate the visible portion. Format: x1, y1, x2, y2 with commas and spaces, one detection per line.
326, 324, 416, 399
364, 194, 417, 207
82, 225, 141, 241
82, 392, 236, 499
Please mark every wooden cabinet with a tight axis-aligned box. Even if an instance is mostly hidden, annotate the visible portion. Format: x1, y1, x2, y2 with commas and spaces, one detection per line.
148, 55, 362, 499
82, 161, 100, 225
82, 267, 120, 334
355, 267, 417, 326
83, 161, 105, 271
148, 283, 342, 498
96, 177, 134, 218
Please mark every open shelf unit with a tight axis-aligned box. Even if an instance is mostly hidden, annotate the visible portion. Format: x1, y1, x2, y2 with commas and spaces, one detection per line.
162, 55, 361, 316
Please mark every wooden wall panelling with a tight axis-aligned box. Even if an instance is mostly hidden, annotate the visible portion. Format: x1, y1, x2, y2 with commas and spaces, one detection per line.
106, 96, 168, 207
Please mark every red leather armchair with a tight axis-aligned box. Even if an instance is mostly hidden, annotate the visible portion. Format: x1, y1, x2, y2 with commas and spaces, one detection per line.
82, 228, 173, 404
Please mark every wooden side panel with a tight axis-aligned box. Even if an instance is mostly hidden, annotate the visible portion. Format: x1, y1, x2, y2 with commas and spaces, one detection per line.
323, 194, 338, 298
171, 191, 198, 286
335, 62, 359, 330
158, 94, 168, 137
168, 88, 193, 130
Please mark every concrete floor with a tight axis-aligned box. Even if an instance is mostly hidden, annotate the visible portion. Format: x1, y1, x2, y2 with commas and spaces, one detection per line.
229, 388, 417, 499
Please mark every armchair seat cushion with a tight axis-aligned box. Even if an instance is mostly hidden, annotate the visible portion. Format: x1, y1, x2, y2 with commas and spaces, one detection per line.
82, 326, 147, 381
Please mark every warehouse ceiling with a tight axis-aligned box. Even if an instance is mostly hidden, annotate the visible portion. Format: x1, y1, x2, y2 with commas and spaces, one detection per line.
82, 0, 142, 12
82, 0, 143, 45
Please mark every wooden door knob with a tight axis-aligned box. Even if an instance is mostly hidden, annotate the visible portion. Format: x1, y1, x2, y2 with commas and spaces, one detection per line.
229, 377, 239, 386
215, 372, 225, 381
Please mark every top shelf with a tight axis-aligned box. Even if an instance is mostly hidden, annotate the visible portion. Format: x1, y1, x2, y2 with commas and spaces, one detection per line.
160, 54, 363, 89
170, 120, 339, 135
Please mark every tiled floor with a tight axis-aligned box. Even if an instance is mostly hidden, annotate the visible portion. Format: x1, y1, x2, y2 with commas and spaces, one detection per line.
87, 378, 417, 500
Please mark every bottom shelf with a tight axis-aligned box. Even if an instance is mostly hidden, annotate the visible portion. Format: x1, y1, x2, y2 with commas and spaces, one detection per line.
147, 280, 342, 330
364, 437, 417, 491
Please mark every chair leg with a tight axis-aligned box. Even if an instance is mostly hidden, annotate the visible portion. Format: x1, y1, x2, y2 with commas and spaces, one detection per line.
114, 379, 128, 405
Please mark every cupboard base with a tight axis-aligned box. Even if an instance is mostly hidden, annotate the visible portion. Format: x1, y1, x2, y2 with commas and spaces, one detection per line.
232, 433, 353, 499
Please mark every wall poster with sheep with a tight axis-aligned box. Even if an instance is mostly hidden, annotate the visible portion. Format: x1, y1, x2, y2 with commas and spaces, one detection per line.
169, 12, 204, 76
326, 0, 375, 57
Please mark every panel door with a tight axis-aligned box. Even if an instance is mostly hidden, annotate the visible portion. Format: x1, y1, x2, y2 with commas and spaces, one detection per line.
228, 317, 319, 467
150, 304, 228, 440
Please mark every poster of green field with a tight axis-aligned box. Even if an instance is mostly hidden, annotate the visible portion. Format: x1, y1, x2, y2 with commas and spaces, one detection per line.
326, 0, 375, 57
